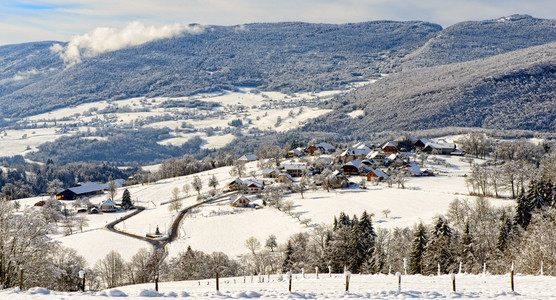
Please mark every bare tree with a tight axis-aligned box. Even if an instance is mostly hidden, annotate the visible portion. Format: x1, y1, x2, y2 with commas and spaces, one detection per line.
191, 176, 203, 195
107, 174, 117, 201
182, 183, 190, 196
208, 175, 219, 191
169, 187, 182, 212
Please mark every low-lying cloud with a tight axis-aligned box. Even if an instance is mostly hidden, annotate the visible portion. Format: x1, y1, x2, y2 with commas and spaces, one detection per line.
51, 21, 205, 65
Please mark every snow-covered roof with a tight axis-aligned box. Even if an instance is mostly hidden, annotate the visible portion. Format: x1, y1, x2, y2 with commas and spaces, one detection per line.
278, 173, 294, 181
288, 148, 303, 156
424, 142, 455, 150
341, 148, 371, 157
238, 154, 257, 161
368, 168, 388, 178
283, 161, 307, 170
68, 183, 105, 195
100, 199, 116, 207
367, 151, 385, 159
382, 141, 397, 148
313, 157, 332, 165
315, 142, 335, 150
230, 195, 250, 204
344, 160, 363, 169
262, 168, 279, 175
405, 163, 423, 176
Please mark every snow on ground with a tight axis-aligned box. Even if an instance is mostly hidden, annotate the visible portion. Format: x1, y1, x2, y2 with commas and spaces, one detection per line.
347, 110, 365, 118
2, 273, 556, 299
0, 128, 67, 156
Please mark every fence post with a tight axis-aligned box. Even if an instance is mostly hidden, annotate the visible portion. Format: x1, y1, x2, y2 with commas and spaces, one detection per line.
510, 262, 515, 292
154, 275, 158, 292
451, 273, 456, 292
437, 263, 441, 276
345, 271, 351, 292
403, 258, 407, 275
216, 272, 219, 291
286, 271, 292, 292
315, 267, 319, 279
396, 272, 401, 292
328, 265, 331, 277
19, 268, 24, 291
78, 270, 85, 292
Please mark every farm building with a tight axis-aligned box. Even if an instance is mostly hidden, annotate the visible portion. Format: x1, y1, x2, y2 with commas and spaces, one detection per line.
230, 195, 251, 207
56, 183, 105, 200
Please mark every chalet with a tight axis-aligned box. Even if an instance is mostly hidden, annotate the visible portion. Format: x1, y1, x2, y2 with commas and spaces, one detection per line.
282, 161, 307, 177
423, 142, 456, 155
238, 154, 257, 163
381, 141, 398, 154
56, 183, 105, 200
366, 168, 389, 182
99, 199, 116, 212
404, 163, 423, 176
314, 142, 336, 154
276, 173, 294, 184
262, 169, 280, 178
287, 148, 304, 158
367, 151, 386, 165
244, 180, 264, 193
414, 139, 426, 150
352, 141, 375, 149
312, 156, 332, 168
226, 178, 245, 191
342, 160, 372, 176
330, 170, 349, 188
385, 154, 406, 167
230, 195, 250, 207
340, 148, 371, 162
361, 159, 375, 167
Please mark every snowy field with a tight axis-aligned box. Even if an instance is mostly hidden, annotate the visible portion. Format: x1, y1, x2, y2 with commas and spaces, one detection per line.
3, 273, 556, 299
11, 153, 514, 267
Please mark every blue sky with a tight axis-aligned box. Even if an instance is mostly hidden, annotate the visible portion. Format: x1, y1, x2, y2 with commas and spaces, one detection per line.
1, 0, 555, 45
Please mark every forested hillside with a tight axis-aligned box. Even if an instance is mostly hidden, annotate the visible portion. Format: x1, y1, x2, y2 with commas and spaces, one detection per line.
0, 21, 441, 118
305, 42, 556, 135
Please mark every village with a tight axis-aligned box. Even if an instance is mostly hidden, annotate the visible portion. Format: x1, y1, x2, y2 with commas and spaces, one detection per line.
224, 136, 461, 208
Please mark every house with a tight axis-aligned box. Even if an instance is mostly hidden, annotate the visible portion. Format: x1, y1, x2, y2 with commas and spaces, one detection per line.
381, 141, 398, 154
99, 199, 116, 212
342, 160, 371, 176
404, 163, 423, 176
287, 148, 304, 158
423, 142, 456, 155
307, 142, 336, 155
230, 195, 251, 207
361, 159, 375, 167
238, 154, 257, 163
366, 168, 389, 182
282, 161, 307, 177
340, 148, 371, 162
385, 154, 406, 167
367, 151, 386, 165
276, 173, 294, 184
262, 169, 280, 178
226, 178, 245, 191
330, 170, 349, 188
56, 183, 105, 200
244, 180, 264, 193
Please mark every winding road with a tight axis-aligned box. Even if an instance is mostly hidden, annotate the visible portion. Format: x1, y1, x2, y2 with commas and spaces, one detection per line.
105, 193, 231, 254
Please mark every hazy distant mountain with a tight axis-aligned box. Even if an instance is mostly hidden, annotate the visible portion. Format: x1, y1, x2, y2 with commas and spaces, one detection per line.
305, 42, 556, 135
1, 16, 556, 134
0, 21, 441, 118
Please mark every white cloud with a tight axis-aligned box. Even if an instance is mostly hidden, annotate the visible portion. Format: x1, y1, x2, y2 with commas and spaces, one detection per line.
51, 21, 205, 65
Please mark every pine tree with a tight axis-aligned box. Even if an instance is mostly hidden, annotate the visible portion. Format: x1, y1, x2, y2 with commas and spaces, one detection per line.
423, 216, 456, 274
460, 221, 474, 272
408, 222, 427, 274
359, 211, 376, 263
514, 188, 532, 229
282, 240, 294, 272
496, 212, 512, 253
347, 216, 365, 272
121, 189, 132, 209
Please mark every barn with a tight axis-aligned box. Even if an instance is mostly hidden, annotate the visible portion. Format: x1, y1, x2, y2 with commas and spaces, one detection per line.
56, 183, 105, 200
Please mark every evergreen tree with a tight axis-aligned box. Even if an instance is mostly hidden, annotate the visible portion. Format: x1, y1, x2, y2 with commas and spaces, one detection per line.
282, 240, 294, 272
460, 221, 474, 272
121, 189, 132, 209
423, 216, 456, 274
496, 212, 512, 253
408, 222, 427, 274
514, 188, 532, 229
347, 216, 365, 272
359, 211, 376, 262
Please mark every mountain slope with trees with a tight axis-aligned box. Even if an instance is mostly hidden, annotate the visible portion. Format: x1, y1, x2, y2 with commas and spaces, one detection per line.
305, 42, 556, 135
